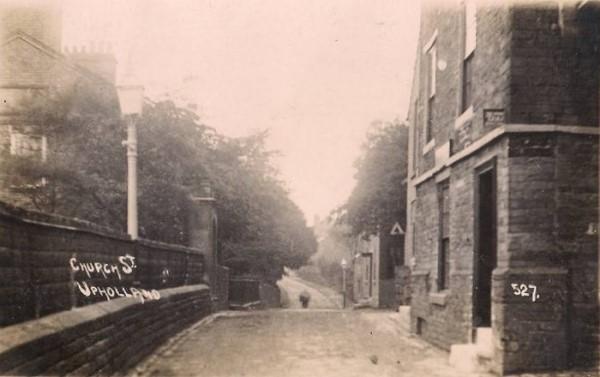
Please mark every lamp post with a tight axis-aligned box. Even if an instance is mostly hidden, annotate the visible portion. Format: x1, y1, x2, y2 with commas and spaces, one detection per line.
341, 258, 348, 308
117, 84, 144, 240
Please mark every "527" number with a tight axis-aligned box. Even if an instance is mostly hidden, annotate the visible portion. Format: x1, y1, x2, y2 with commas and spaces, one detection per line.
510, 283, 539, 302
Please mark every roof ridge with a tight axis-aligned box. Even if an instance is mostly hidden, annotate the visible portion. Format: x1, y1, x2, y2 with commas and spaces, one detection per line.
2, 31, 114, 86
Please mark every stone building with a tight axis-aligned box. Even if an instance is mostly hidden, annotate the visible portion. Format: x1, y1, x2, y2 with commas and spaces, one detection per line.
0, 0, 117, 205
405, 0, 599, 374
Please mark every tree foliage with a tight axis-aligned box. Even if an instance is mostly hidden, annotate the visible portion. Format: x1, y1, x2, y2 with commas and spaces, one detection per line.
336, 119, 409, 237
3, 80, 316, 281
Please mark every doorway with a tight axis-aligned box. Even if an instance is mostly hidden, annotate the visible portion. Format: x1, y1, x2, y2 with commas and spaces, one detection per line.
360, 253, 373, 300
473, 161, 497, 328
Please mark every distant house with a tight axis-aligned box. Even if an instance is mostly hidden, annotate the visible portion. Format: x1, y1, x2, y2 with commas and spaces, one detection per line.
351, 223, 406, 309
0, 0, 117, 206
406, 0, 599, 374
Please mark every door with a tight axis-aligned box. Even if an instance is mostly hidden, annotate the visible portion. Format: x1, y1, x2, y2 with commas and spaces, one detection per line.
473, 161, 497, 328
360, 254, 373, 299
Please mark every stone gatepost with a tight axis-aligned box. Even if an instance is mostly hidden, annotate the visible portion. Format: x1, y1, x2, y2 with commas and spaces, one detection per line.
187, 182, 218, 294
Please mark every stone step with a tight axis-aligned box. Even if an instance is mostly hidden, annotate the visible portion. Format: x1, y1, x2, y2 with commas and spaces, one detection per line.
449, 344, 479, 372
397, 305, 410, 332
449, 343, 493, 373
475, 327, 493, 358
449, 327, 494, 373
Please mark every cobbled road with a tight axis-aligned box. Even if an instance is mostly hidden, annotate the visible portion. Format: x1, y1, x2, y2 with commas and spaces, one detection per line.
134, 277, 595, 377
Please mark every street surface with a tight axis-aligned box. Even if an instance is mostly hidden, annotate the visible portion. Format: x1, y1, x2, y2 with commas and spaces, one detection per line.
135, 276, 483, 377
134, 277, 598, 377
277, 274, 342, 309
138, 310, 478, 377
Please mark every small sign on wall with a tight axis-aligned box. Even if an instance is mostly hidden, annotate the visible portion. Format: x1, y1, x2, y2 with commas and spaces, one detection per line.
390, 222, 404, 236
484, 109, 505, 127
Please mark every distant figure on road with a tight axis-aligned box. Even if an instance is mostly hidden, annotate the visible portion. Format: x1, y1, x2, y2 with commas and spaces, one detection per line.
299, 290, 311, 308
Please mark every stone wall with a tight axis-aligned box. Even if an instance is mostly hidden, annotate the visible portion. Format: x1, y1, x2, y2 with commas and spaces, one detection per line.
0, 201, 206, 327
408, 2, 600, 373
410, 138, 510, 350
491, 133, 599, 374
213, 264, 230, 311
414, 2, 512, 172
394, 265, 411, 306
0, 284, 211, 376
510, 3, 600, 127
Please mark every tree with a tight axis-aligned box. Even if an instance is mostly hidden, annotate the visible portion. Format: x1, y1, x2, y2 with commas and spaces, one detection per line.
337, 119, 409, 237
3, 82, 317, 281
1, 80, 126, 227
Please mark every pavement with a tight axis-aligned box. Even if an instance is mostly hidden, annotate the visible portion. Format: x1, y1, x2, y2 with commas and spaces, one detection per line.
133, 277, 598, 377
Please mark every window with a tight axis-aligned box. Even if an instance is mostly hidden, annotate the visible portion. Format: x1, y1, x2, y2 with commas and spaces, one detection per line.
412, 101, 418, 174
428, 44, 437, 97
461, 1, 476, 113
9, 129, 47, 161
426, 41, 436, 142
462, 54, 473, 113
438, 181, 450, 291
427, 97, 435, 143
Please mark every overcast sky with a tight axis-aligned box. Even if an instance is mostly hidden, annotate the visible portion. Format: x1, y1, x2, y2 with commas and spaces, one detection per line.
63, 0, 420, 224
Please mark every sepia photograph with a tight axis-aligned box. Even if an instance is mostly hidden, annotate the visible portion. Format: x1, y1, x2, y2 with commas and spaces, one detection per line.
0, 0, 598, 376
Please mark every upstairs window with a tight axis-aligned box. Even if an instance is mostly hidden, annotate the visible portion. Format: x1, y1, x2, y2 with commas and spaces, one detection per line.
462, 55, 473, 113
9, 129, 47, 162
428, 43, 437, 98
425, 38, 437, 143
461, 0, 476, 113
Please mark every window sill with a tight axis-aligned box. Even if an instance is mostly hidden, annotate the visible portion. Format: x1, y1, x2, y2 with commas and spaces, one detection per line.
429, 291, 449, 306
423, 139, 435, 155
454, 105, 474, 130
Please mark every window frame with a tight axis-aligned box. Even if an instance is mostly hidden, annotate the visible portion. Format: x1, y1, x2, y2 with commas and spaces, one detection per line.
462, 53, 474, 114
9, 127, 47, 161
437, 180, 450, 291
460, 0, 476, 114
423, 31, 437, 146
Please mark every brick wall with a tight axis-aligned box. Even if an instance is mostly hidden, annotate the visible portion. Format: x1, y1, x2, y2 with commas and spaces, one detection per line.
413, 3, 512, 171
0, 201, 206, 327
410, 139, 509, 350
510, 3, 600, 127
412, 2, 600, 168
0, 284, 211, 376
408, 1, 600, 374
556, 134, 599, 368
414, 4, 459, 174
457, 3, 512, 148
492, 133, 599, 373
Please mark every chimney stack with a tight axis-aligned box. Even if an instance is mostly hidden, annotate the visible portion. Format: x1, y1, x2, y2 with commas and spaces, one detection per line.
65, 41, 117, 84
